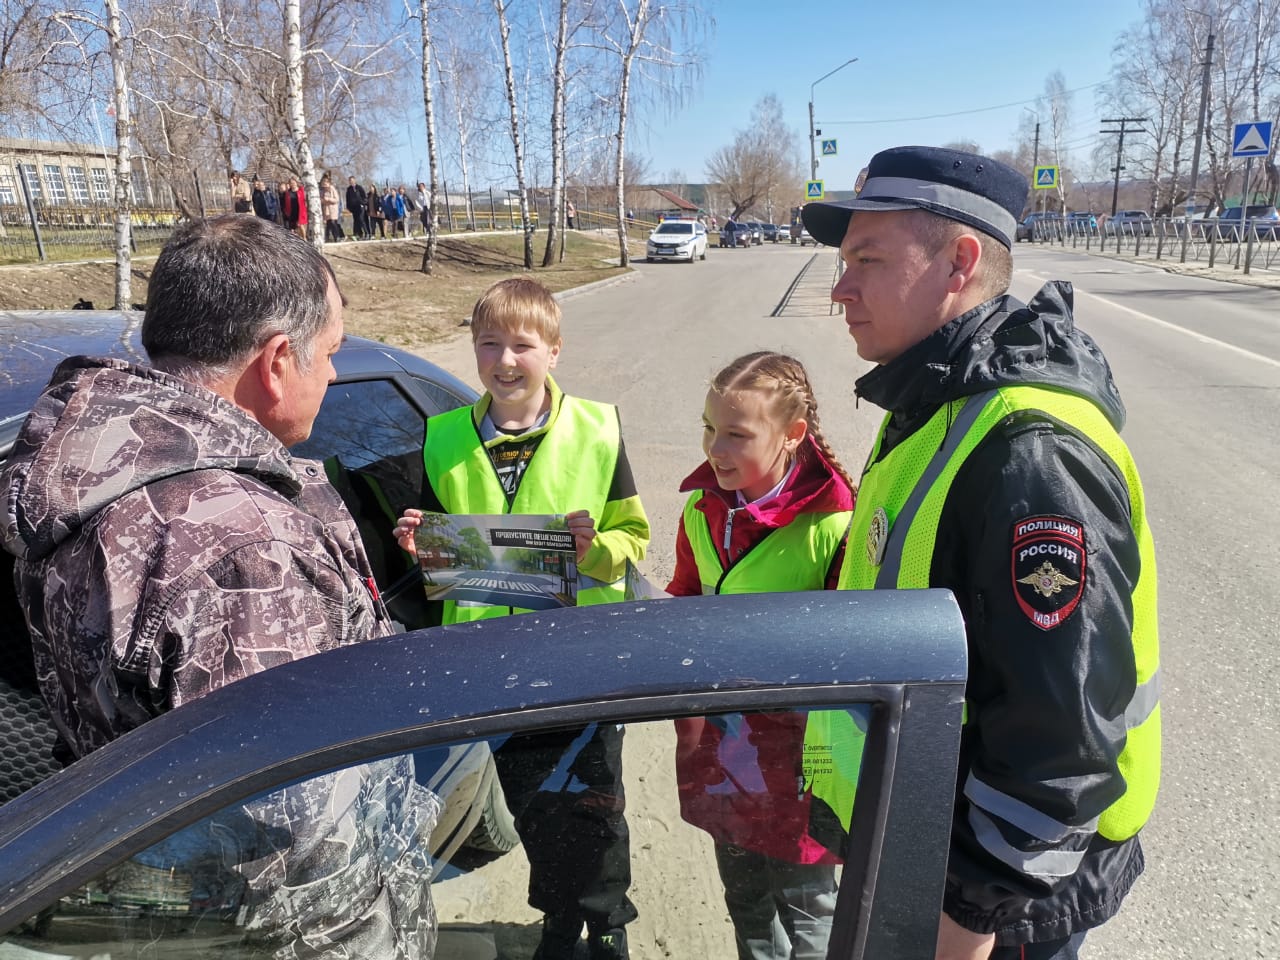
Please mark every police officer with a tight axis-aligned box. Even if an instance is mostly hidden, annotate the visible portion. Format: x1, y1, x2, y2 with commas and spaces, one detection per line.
802, 146, 1159, 960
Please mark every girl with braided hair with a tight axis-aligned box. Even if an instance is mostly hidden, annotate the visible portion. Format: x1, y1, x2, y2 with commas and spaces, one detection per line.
669, 351, 858, 960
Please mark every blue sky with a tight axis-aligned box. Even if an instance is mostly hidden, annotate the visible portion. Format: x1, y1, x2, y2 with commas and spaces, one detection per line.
631, 0, 1148, 192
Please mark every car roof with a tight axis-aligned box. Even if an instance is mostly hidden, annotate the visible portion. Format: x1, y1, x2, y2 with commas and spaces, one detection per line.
0, 309, 472, 441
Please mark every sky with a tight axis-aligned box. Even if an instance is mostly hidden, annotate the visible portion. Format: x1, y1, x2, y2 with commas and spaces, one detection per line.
389, 0, 1150, 202
629, 0, 1149, 195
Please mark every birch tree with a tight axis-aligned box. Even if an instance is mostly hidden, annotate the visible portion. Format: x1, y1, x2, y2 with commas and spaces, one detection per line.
284, 0, 321, 246
495, 0, 533, 269
540, 0, 570, 266
415, 0, 440, 273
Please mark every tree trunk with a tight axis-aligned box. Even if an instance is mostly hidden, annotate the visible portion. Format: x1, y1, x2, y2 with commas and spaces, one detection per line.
418, 0, 440, 275
454, 92, 476, 230
541, 0, 569, 267
495, 0, 532, 269
284, 0, 320, 249
104, 0, 132, 309
613, 0, 649, 269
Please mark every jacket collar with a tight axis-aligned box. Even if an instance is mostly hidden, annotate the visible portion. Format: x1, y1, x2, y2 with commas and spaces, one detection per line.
471, 374, 565, 447
854, 281, 1126, 430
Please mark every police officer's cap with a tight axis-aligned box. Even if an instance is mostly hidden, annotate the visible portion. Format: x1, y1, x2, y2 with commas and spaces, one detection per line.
802, 145, 1029, 249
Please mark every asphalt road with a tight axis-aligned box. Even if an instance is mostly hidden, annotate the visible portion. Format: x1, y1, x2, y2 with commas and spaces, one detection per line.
426, 238, 1280, 957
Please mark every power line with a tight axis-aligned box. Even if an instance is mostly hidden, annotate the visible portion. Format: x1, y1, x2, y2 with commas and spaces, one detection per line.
821, 81, 1109, 125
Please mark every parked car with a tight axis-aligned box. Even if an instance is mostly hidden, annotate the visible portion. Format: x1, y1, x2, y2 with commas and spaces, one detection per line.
0, 311, 972, 960
759, 222, 782, 243
1103, 210, 1154, 237
742, 221, 764, 245
1066, 211, 1098, 233
1211, 204, 1280, 241
718, 220, 751, 248
1015, 211, 1062, 242
0, 310, 518, 867
645, 218, 708, 262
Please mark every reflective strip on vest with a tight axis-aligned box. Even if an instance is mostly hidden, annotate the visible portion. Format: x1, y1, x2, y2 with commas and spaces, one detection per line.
682, 492, 852, 595
839, 385, 1159, 842
424, 393, 626, 622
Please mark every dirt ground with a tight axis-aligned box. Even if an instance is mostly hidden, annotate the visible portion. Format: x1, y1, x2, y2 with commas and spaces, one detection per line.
0, 229, 639, 351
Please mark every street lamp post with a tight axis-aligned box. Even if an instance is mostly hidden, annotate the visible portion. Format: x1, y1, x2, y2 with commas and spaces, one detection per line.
809, 58, 858, 182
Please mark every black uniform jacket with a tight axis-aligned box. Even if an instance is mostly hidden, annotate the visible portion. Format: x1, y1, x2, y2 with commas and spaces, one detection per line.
855, 282, 1147, 945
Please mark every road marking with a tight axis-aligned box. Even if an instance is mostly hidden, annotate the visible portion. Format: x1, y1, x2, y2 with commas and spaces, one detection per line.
1020, 270, 1280, 370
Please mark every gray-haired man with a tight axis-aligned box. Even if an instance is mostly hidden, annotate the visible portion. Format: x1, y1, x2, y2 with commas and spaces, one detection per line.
2, 214, 438, 957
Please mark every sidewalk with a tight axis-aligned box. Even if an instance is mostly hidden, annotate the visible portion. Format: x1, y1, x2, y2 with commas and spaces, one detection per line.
1035, 238, 1280, 292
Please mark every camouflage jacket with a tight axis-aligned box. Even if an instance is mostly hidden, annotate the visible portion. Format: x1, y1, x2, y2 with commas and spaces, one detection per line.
2, 357, 441, 958
1, 356, 391, 755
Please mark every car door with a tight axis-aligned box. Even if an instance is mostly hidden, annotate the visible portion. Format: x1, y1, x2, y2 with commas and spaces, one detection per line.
0, 590, 967, 960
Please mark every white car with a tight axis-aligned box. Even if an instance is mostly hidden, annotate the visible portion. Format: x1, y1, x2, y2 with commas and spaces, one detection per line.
645, 219, 708, 263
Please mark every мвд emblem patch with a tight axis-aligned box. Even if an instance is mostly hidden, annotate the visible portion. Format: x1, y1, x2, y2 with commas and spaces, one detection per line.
1011, 515, 1086, 631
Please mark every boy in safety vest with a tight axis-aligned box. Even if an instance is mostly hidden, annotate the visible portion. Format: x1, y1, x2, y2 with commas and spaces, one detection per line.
395, 277, 649, 960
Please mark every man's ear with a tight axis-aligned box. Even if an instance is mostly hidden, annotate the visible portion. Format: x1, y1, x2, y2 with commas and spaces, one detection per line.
254, 333, 293, 403
947, 234, 983, 294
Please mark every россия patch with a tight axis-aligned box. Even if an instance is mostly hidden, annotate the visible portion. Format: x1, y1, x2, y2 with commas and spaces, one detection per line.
1011, 515, 1086, 631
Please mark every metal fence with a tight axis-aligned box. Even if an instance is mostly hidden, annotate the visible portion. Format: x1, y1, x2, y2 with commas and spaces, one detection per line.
1026, 215, 1280, 275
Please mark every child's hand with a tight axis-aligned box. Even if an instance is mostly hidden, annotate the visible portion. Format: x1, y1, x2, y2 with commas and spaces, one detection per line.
393, 509, 424, 555
565, 509, 597, 563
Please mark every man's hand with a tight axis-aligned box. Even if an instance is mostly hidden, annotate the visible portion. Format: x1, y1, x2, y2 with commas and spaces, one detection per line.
936, 913, 994, 960
564, 509, 597, 563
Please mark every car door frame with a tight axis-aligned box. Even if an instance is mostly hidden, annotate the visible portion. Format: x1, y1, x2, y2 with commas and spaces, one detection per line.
0, 590, 967, 959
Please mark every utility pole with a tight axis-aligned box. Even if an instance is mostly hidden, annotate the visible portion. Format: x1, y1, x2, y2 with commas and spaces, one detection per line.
1185, 25, 1215, 215
1101, 117, 1148, 216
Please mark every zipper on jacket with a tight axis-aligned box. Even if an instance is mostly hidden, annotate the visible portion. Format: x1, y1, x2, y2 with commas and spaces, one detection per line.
723, 506, 740, 554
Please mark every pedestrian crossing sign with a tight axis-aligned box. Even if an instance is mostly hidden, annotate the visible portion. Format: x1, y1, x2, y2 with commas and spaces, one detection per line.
1033, 165, 1059, 190
821, 139, 838, 156
1231, 121, 1273, 158
806, 180, 825, 200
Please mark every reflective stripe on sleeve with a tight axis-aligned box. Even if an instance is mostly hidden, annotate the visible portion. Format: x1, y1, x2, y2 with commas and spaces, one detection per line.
964, 773, 1098, 843
967, 806, 1088, 880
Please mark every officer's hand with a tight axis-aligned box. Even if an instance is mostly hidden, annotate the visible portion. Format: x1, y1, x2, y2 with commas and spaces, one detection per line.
565, 510, 597, 563
393, 509, 424, 555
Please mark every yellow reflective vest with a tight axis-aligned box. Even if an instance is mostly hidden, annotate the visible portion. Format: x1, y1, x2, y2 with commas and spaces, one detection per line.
839, 385, 1159, 841
424, 390, 627, 623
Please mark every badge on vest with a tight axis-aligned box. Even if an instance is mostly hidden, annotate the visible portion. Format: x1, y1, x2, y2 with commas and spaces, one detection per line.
865, 506, 889, 567
1011, 515, 1086, 631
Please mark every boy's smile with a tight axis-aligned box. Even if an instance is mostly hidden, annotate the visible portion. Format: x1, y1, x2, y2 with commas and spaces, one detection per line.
474, 324, 561, 429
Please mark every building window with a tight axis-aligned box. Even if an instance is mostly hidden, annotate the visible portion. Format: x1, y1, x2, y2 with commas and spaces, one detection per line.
90, 167, 110, 202
43, 164, 67, 204
67, 166, 90, 203
0, 167, 14, 205
17, 163, 42, 201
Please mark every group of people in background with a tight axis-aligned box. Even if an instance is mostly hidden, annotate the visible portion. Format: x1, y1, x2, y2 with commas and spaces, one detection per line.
229, 169, 434, 242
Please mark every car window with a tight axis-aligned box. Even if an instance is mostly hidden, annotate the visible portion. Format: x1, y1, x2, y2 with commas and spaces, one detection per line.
2, 709, 874, 958
295, 377, 425, 470
656, 223, 693, 235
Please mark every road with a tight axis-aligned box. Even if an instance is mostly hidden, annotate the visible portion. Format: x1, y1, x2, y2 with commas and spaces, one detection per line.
424, 239, 1280, 957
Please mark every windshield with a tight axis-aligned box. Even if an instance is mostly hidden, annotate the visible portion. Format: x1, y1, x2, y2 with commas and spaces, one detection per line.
655, 223, 694, 235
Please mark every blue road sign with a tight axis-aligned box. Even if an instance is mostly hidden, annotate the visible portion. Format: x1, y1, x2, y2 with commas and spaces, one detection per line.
806, 180, 825, 200
1231, 121, 1273, 158
821, 139, 838, 156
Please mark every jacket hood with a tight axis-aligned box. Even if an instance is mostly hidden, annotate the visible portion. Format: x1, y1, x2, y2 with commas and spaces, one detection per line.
678, 435, 855, 529
856, 281, 1127, 430
3, 356, 302, 562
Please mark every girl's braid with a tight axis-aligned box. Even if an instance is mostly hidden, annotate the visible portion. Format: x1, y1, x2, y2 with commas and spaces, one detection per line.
713, 351, 858, 495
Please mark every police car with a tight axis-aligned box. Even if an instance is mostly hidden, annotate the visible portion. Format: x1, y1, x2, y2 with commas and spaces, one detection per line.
644, 218, 708, 262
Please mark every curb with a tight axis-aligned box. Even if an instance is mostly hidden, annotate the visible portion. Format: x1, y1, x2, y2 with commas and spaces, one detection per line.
552, 268, 639, 302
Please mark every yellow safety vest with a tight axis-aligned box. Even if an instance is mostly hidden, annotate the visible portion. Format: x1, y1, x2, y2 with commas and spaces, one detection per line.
682, 491, 851, 595
424, 392, 626, 623
684, 490, 863, 837
840, 385, 1159, 841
